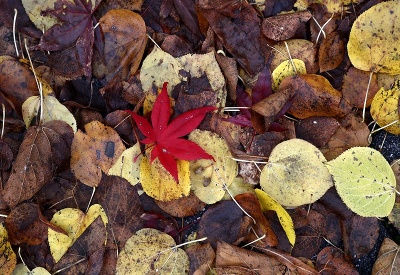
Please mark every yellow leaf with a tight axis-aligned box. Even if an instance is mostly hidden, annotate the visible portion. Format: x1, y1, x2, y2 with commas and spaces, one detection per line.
48, 204, 108, 263
370, 81, 400, 135
189, 130, 238, 204
260, 139, 333, 207
272, 59, 306, 90
0, 224, 16, 275
107, 143, 142, 186
347, 2, 400, 74
22, 95, 77, 132
116, 228, 189, 274
255, 189, 296, 246
327, 147, 396, 217
222, 176, 255, 200
140, 156, 191, 201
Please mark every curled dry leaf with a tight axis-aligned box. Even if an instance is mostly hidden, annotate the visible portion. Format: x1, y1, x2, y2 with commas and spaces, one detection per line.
372, 238, 400, 275
262, 10, 312, 41
116, 228, 189, 274
0, 223, 16, 275
3, 120, 74, 208
70, 120, 125, 187
94, 9, 147, 82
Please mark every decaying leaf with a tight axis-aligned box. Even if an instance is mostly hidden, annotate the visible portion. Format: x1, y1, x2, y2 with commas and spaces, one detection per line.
116, 228, 189, 274
48, 204, 108, 263
70, 120, 125, 187
272, 59, 307, 91
140, 156, 191, 201
318, 31, 344, 72
21, 0, 61, 30
372, 238, 400, 275
2, 121, 73, 208
189, 129, 237, 204
107, 143, 142, 187
370, 81, 400, 135
347, 1, 400, 74
327, 147, 396, 217
316, 246, 359, 274
186, 243, 215, 275
0, 223, 16, 275
255, 189, 296, 246
260, 139, 333, 207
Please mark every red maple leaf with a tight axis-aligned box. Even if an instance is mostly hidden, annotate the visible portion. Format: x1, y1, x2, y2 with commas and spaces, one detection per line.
126, 82, 216, 182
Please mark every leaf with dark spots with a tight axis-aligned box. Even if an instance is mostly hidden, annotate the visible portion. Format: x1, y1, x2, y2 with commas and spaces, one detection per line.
198, 0, 265, 77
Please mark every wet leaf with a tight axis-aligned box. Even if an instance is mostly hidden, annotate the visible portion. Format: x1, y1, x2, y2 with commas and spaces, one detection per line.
116, 228, 189, 274
372, 238, 400, 275
48, 204, 108, 263
347, 2, 400, 74
70, 120, 125, 187
260, 139, 333, 207
94, 9, 146, 82
189, 129, 237, 204
0, 223, 16, 275
327, 147, 396, 217
3, 121, 73, 208
255, 189, 296, 246
370, 81, 400, 135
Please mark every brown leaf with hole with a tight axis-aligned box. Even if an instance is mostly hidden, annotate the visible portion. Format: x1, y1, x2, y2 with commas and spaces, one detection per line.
5, 202, 66, 245
372, 238, 400, 275
235, 193, 278, 248
262, 11, 312, 41
286, 74, 351, 119
155, 191, 206, 218
70, 120, 125, 187
93, 9, 147, 82
186, 243, 215, 275
320, 113, 370, 161
316, 246, 359, 275
2, 120, 74, 208
198, 0, 265, 77
295, 116, 340, 148
342, 67, 379, 108
0, 57, 39, 117
319, 31, 345, 72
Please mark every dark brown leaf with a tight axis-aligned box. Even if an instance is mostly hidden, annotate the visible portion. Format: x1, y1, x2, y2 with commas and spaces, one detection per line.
0, 140, 12, 171
316, 246, 359, 275
155, 191, 206, 218
295, 116, 340, 148
186, 243, 215, 275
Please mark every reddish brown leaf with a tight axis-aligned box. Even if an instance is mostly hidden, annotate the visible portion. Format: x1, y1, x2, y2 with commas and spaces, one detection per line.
295, 116, 340, 148
198, 0, 265, 77
319, 31, 345, 72
316, 246, 359, 275
2, 121, 74, 208
262, 11, 312, 41
186, 243, 215, 275
155, 191, 206, 218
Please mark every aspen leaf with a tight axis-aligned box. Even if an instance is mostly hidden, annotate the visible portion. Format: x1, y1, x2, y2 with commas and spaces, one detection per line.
140, 156, 191, 201
22, 95, 77, 132
0, 224, 16, 275
370, 81, 400, 135
221, 176, 255, 200
347, 2, 400, 74
272, 59, 306, 90
22, 0, 60, 30
48, 204, 108, 263
327, 147, 396, 217
107, 143, 142, 186
116, 228, 189, 274
189, 130, 238, 204
372, 238, 400, 275
255, 189, 296, 246
12, 265, 51, 275
260, 139, 333, 208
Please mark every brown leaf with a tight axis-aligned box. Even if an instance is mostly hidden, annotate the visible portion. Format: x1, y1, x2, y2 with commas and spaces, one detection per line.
0, 140, 12, 171
70, 120, 125, 187
235, 193, 278, 248
372, 238, 400, 275
186, 243, 215, 275
319, 31, 345, 72
155, 191, 206, 218
94, 9, 147, 82
262, 11, 312, 41
316, 246, 359, 275
0, 58, 39, 117
342, 67, 379, 108
320, 113, 370, 161
295, 116, 340, 148
197, 200, 253, 249
5, 202, 66, 245
198, 0, 265, 77
2, 121, 74, 208
285, 74, 351, 119
105, 110, 135, 145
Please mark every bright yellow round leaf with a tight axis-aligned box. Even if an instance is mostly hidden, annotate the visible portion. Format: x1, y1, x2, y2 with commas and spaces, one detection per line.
140, 156, 190, 201
347, 2, 400, 74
